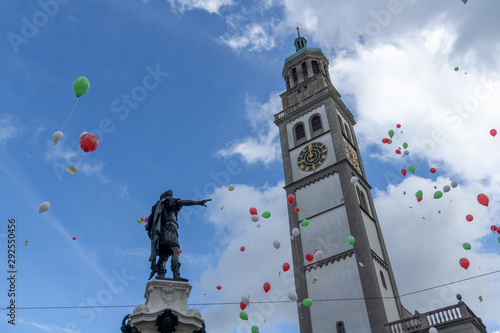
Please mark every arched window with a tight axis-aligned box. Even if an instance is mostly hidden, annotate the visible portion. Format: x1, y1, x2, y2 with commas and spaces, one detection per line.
302, 62, 308, 79
380, 270, 387, 290
295, 123, 305, 141
292, 68, 298, 84
337, 321, 346, 333
286, 76, 290, 90
344, 123, 352, 142
312, 60, 320, 74
311, 115, 322, 132
356, 187, 369, 212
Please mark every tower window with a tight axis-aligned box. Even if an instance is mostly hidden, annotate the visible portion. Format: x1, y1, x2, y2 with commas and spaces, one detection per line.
356, 187, 369, 213
294, 123, 305, 141
304, 85, 308, 91
311, 115, 322, 132
302, 62, 308, 79
336, 321, 346, 333
344, 124, 352, 142
292, 68, 298, 84
338, 116, 346, 136
286, 76, 290, 90
312, 60, 320, 74
380, 270, 387, 290
298, 90, 301, 95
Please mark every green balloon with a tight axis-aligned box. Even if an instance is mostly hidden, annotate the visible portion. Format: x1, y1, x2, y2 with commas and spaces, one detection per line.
388, 130, 394, 138
498, 236, 500, 243
347, 235, 355, 245
136, 218, 142, 224
463, 242, 471, 250
454, 67, 459, 71
301, 219, 309, 227
239, 311, 248, 321
415, 190, 423, 198
262, 211, 271, 218
251, 325, 259, 333
302, 298, 313, 307
73, 76, 90, 97
434, 191, 443, 199
408, 165, 415, 173
403, 142, 408, 149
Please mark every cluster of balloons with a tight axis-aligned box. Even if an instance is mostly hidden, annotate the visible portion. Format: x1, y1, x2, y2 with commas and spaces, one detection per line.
414, 181, 458, 202
136, 216, 149, 224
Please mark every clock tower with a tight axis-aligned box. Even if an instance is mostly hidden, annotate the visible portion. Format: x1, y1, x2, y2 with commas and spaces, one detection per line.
274, 28, 404, 332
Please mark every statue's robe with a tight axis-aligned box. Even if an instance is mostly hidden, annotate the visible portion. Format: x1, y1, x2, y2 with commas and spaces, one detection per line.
146, 197, 180, 269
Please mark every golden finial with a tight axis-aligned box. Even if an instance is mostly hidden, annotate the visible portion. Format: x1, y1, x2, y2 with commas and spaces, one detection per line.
296, 25, 300, 36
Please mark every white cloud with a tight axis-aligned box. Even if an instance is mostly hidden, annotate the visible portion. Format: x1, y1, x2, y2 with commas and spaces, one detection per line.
166, 0, 233, 14
220, 23, 277, 52
217, 93, 282, 166
190, 182, 299, 332
0, 115, 17, 145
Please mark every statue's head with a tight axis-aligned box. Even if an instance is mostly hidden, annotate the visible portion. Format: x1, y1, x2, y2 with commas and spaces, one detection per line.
160, 190, 173, 199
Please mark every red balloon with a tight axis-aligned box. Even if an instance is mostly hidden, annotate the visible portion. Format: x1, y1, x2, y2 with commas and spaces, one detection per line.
140, 217, 145, 222
249, 207, 258, 215
477, 194, 489, 207
178, 248, 182, 254
430, 168, 436, 174
72, 236, 76, 240
491, 225, 497, 232
395, 149, 401, 155
465, 214, 473, 222
417, 197, 423, 202
240, 302, 247, 310
382, 138, 389, 143
396, 124, 401, 129
240, 246, 245, 252
263, 282, 271, 293
145, 216, 148, 222
305, 253, 313, 261
287, 194, 295, 204
294, 206, 300, 212
79, 133, 99, 153
314, 249, 321, 254
459, 258, 470, 270
216, 285, 222, 290
497, 228, 500, 235
491, 129, 497, 137
283, 262, 290, 272
401, 169, 407, 176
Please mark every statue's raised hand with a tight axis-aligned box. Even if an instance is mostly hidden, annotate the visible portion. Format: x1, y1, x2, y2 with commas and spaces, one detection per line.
200, 199, 212, 207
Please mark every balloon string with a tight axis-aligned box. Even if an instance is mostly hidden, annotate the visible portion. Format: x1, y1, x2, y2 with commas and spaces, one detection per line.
29, 137, 52, 154
74, 153, 86, 168
60, 98, 79, 131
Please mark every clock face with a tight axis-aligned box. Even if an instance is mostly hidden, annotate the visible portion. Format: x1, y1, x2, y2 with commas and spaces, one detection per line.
297, 142, 328, 172
344, 141, 361, 173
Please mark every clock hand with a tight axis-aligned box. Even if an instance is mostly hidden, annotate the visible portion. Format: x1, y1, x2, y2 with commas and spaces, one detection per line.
308, 144, 313, 159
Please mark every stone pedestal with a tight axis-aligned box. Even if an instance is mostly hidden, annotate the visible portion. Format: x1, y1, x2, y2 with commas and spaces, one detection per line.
129, 279, 204, 333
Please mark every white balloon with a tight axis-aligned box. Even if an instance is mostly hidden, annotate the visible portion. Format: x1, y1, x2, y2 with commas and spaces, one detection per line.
429, 327, 438, 333
288, 291, 298, 301
52, 131, 63, 139
38, 201, 50, 214
315, 250, 324, 260
403, 150, 409, 155
242, 295, 250, 305
273, 240, 281, 249
450, 181, 458, 188
290, 236, 294, 241
251, 215, 259, 222
292, 227, 300, 236
350, 176, 358, 184
80, 131, 88, 138
257, 224, 261, 228
443, 185, 451, 193
388, 139, 392, 144
228, 184, 235, 191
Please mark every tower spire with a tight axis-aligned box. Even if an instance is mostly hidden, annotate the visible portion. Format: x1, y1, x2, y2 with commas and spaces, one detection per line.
294, 26, 307, 51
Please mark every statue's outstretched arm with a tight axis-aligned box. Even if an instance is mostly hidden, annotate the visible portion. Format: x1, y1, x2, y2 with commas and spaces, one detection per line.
178, 199, 211, 207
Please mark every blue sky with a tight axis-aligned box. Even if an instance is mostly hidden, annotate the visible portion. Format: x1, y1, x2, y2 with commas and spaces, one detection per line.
1, 0, 500, 332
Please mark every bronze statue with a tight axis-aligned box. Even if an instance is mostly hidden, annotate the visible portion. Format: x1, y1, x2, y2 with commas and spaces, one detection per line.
146, 190, 211, 280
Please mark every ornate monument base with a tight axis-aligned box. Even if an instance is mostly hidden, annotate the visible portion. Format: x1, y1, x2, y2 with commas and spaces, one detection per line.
128, 278, 204, 333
